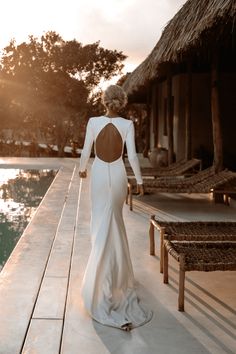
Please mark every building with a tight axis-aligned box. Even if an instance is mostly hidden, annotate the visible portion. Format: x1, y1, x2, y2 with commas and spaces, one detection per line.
123, 0, 236, 170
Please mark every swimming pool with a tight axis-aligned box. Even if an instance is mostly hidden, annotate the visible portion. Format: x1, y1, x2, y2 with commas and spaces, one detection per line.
0, 169, 57, 271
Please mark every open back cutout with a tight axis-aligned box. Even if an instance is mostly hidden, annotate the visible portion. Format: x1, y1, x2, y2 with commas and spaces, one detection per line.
95, 123, 123, 162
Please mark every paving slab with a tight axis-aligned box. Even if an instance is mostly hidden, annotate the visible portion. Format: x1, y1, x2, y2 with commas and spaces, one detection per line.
22, 319, 63, 354
33, 276, 68, 319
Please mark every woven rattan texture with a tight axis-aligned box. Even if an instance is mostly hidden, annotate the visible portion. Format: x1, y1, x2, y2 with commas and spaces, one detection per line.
165, 241, 236, 271
143, 169, 236, 193
155, 221, 236, 241
126, 158, 201, 177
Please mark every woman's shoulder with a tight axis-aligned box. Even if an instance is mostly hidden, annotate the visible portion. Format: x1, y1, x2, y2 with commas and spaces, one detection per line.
88, 115, 106, 122
122, 118, 133, 127
117, 117, 133, 125
87, 116, 102, 125
115, 117, 133, 131
88, 116, 99, 121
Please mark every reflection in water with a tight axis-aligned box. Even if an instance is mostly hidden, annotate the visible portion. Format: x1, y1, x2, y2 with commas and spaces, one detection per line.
0, 169, 57, 271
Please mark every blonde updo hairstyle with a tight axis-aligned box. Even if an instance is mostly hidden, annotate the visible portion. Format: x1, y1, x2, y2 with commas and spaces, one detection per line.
102, 85, 128, 112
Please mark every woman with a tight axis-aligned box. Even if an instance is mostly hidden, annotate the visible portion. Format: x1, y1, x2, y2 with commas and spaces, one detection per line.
79, 85, 152, 331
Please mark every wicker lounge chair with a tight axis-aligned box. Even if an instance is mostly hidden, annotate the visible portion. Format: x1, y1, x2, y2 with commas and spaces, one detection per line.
143, 169, 236, 192
125, 159, 185, 176
164, 241, 236, 311
127, 168, 236, 210
149, 217, 236, 272
126, 158, 201, 178
149, 217, 236, 311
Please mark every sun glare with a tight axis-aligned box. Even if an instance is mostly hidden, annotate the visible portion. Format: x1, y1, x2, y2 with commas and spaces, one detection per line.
0, 169, 20, 185
0, 0, 140, 80
91, 0, 135, 21
0, 0, 134, 49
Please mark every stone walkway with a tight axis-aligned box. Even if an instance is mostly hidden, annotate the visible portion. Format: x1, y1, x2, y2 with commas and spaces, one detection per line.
0, 158, 235, 354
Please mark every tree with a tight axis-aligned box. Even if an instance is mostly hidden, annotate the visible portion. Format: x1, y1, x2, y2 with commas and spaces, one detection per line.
0, 31, 126, 156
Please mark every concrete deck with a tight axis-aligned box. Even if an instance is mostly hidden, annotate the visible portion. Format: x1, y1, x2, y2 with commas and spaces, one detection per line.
0, 158, 236, 354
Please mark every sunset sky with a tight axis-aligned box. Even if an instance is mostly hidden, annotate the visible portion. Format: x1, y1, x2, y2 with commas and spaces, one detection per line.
0, 0, 186, 74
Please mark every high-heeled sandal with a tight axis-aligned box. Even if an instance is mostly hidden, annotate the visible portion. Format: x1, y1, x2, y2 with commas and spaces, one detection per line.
121, 322, 132, 332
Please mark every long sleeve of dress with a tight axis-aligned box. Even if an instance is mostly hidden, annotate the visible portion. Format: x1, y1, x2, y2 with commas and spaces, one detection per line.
126, 121, 143, 184
79, 119, 94, 172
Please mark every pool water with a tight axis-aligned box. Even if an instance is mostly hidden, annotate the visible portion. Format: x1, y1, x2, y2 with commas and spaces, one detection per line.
0, 169, 57, 271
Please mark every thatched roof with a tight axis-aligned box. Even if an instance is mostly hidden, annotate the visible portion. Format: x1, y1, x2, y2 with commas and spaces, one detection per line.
123, 0, 236, 96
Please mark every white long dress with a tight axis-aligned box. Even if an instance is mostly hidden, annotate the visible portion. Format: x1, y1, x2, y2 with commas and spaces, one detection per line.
79, 116, 152, 329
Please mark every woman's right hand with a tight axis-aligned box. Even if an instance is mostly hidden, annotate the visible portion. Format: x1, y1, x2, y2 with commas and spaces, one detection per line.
137, 184, 145, 196
79, 170, 87, 178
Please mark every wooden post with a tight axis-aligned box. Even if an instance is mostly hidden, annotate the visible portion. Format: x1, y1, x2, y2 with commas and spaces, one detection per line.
185, 61, 192, 160
178, 255, 185, 311
152, 82, 159, 147
160, 228, 164, 274
211, 49, 223, 172
143, 87, 151, 157
163, 242, 169, 284
149, 215, 155, 255
167, 68, 174, 165
128, 183, 133, 211
125, 186, 129, 204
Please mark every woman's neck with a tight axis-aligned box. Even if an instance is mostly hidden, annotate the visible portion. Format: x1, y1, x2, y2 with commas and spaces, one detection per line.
105, 109, 119, 118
